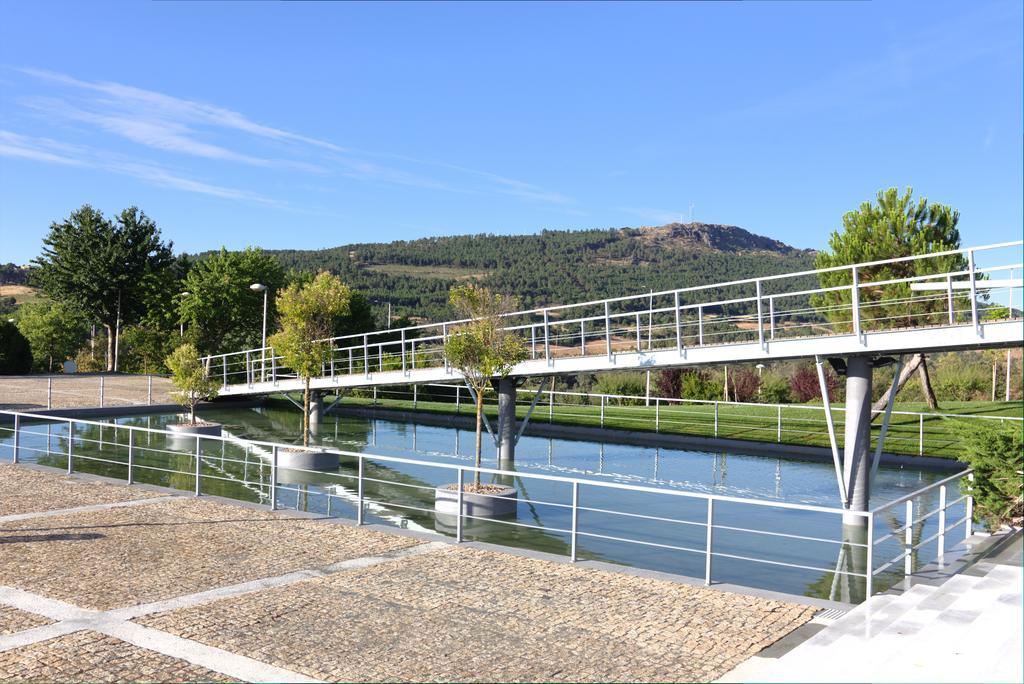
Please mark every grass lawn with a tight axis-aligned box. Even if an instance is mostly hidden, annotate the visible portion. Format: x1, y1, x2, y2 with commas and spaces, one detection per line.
312, 386, 1022, 461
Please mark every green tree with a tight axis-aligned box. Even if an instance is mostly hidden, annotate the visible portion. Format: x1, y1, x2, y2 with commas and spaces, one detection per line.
443, 284, 527, 487
953, 420, 1023, 530
268, 272, 355, 446
32, 205, 175, 371
180, 248, 286, 356
812, 188, 965, 410
0, 321, 32, 374
166, 343, 220, 425
15, 301, 88, 372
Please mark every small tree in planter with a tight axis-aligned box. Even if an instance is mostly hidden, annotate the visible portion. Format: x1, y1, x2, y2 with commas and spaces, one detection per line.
165, 343, 219, 428
268, 272, 353, 447
443, 284, 527, 490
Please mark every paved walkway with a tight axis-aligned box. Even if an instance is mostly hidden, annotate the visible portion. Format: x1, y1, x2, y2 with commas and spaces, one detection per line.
721, 534, 1024, 683
0, 465, 817, 682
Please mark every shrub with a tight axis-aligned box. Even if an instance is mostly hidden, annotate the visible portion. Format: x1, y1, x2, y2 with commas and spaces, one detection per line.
681, 370, 722, 401
789, 364, 839, 402
655, 368, 682, 399
165, 343, 219, 425
593, 371, 646, 405
730, 368, 760, 402
953, 420, 1023, 530
0, 321, 32, 374
761, 376, 792, 404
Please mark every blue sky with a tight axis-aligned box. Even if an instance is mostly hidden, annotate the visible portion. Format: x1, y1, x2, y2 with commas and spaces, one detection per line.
1, 1, 1021, 264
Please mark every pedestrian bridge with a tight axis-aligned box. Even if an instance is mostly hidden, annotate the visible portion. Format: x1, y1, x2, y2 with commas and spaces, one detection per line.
202, 240, 1023, 397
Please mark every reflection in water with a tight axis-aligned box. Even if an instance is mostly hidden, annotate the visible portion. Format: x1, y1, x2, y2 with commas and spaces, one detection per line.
3, 404, 964, 602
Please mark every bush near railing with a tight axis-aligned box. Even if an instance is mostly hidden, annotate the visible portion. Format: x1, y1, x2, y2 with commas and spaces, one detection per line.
953, 419, 1023, 530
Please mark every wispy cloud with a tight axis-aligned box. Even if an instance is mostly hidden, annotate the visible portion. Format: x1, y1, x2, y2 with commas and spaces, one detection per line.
0, 130, 287, 207
7, 67, 573, 209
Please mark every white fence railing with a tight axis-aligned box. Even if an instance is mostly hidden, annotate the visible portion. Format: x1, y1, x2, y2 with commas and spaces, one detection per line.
201, 240, 1022, 390
0, 374, 173, 410
333, 383, 1022, 459
1, 409, 976, 603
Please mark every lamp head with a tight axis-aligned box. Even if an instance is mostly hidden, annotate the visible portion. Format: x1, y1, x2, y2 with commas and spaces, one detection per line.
250, 283, 267, 292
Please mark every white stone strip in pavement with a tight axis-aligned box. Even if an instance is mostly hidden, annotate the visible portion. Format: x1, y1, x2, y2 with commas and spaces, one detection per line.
104, 621, 320, 684
0, 541, 447, 682
111, 541, 446, 620
0, 496, 171, 524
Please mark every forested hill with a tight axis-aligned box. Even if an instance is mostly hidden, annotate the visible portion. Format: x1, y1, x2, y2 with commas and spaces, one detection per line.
264, 223, 816, 322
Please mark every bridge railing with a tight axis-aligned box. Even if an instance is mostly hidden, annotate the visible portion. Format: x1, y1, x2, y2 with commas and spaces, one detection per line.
336, 382, 1023, 459
0, 409, 975, 603
202, 240, 1023, 389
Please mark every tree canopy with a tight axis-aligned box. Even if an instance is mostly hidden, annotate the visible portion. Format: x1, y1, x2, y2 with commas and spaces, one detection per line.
443, 284, 527, 485
269, 272, 355, 446
32, 205, 175, 371
179, 247, 286, 356
166, 343, 220, 426
15, 301, 88, 372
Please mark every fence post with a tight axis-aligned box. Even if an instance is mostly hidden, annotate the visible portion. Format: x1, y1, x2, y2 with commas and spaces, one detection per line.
147, 376, 153, 405
580, 320, 586, 356
413, 384, 418, 409
549, 386, 554, 422
443, 323, 450, 372
965, 472, 974, 540
401, 329, 407, 373
531, 325, 537, 360
456, 385, 461, 414
99, 376, 105, 408
270, 446, 278, 511
363, 334, 370, 378
714, 402, 719, 437
12, 415, 19, 463
373, 386, 378, 404
937, 485, 947, 558
968, 249, 979, 334
674, 291, 682, 354
769, 296, 775, 340
600, 395, 605, 427
223, 358, 227, 388
851, 266, 862, 340
570, 481, 579, 562
777, 405, 782, 442
456, 467, 464, 543
865, 514, 874, 600
67, 421, 74, 474
946, 274, 955, 325
127, 428, 134, 485
756, 279, 764, 349
543, 309, 551, 363
919, 413, 924, 455
47, 378, 52, 409
357, 455, 364, 525
698, 305, 704, 346
705, 498, 714, 585
605, 301, 613, 360
194, 435, 202, 496
904, 500, 914, 576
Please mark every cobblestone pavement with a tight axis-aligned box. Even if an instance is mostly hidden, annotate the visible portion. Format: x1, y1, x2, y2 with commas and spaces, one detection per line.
0, 465, 817, 682
0, 465, 165, 516
0, 607, 50, 636
0, 630, 234, 682
0, 374, 175, 410
140, 546, 816, 682
0, 496, 420, 610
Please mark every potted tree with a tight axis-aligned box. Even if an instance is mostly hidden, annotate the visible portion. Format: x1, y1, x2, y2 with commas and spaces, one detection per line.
268, 272, 354, 472
165, 343, 222, 437
435, 284, 527, 522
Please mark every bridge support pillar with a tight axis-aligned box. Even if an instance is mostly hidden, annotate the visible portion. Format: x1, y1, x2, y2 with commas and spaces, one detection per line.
842, 356, 873, 528
496, 377, 517, 466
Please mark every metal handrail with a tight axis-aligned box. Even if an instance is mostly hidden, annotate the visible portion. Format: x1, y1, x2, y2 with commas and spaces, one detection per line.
2, 408, 978, 602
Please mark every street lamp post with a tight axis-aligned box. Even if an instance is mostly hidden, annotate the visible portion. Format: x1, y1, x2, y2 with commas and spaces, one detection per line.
250, 284, 268, 381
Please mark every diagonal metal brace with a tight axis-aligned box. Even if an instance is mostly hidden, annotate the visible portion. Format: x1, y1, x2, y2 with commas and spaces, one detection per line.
514, 377, 553, 447
815, 355, 847, 506
869, 354, 905, 489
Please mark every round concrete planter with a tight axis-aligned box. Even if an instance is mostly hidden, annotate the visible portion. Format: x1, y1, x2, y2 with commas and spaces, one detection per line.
167, 422, 223, 438
277, 448, 340, 473
434, 484, 518, 522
